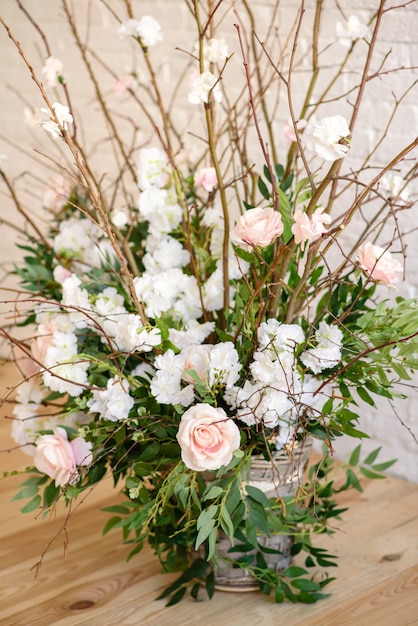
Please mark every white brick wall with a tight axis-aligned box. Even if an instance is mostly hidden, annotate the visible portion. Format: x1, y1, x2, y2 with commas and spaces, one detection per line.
1, 1, 417, 480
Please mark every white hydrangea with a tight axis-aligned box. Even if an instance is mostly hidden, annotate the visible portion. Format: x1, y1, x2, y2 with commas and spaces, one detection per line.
137, 147, 168, 189
207, 342, 241, 389
118, 16, 163, 46
110, 209, 129, 228
61, 274, 92, 329
257, 319, 305, 353
303, 115, 351, 162
53, 217, 99, 260
188, 71, 222, 105
203, 266, 224, 312
136, 16, 163, 47
113, 315, 161, 352
138, 187, 183, 234
336, 15, 369, 47
172, 276, 203, 321
250, 350, 297, 386
134, 269, 202, 321
380, 173, 411, 204
203, 38, 229, 64
194, 38, 229, 68
42, 330, 89, 396
150, 349, 194, 406
169, 320, 215, 349
118, 19, 141, 40
142, 236, 190, 274
87, 377, 134, 422
301, 321, 343, 373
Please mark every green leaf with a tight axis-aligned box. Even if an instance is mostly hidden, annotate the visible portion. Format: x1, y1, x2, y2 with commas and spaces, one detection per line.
102, 516, 122, 535
245, 485, 271, 509
203, 485, 224, 501
220, 508, 234, 542
207, 527, 218, 561
363, 447, 382, 465
345, 468, 363, 492
166, 586, 187, 607
12, 485, 39, 501
291, 578, 322, 592
357, 386, 376, 407
283, 566, 309, 578
359, 467, 387, 480
257, 176, 270, 201
371, 459, 397, 472
275, 585, 285, 603
348, 444, 361, 467
20, 495, 41, 513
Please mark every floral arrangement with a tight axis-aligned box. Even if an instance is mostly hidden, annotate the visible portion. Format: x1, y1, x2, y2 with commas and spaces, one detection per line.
1, 0, 417, 607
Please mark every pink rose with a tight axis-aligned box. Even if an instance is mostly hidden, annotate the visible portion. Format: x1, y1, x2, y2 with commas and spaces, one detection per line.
195, 167, 217, 192
31, 323, 54, 372
176, 404, 240, 471
34, 427, 92, 487
182, 344, 214, 384
358, 242, 402, 285
292, 207, 331, 244
232, 207, 284, 249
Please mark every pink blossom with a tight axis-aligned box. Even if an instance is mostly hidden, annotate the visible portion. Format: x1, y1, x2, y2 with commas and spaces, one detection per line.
195, 167, 217, 192
292, 207, 331, 244
42, 56, 63, 87
176, 404, 240, 471
282, 118, 307, 145
31, 323, 54, 370
358, 242, 402, 285
232, 207, 284, 249
43, 176, 71, 211
114, 75, 135, 95
53, 265, 73, 285
34, 427, 92, 487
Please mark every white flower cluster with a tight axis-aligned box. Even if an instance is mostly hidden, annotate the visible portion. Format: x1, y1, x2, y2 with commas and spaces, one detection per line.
336, 15, 369, 47
150, 341, 241, 407
133, 147, 235, 321
27, 265, 161, 407
118, 16, 163, 47
12, 379, 89, 454
87, 377, 134, 422
224, 320, 342, 447
40, 102, 73, 140
147, 316, 343, 447
303, 115, 351, 162
188, 71, 222, 105
53, 217, 117, 271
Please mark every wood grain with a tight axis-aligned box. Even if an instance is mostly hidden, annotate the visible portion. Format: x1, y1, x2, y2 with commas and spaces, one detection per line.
1, 360, 418, 625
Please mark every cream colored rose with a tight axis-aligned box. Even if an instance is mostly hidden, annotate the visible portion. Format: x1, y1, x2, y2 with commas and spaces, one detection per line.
358, 242, 402, 285
182, 344, 213, 384
176, 404, 240, 471
232, 207, 284, 249
34, 427, 92, 487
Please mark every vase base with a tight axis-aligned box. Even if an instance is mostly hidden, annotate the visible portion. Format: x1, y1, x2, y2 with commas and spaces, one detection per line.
214, 582, 259, 592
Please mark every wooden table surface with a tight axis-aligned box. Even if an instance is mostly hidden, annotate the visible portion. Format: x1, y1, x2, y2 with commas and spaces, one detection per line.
1, 360, 418, 626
